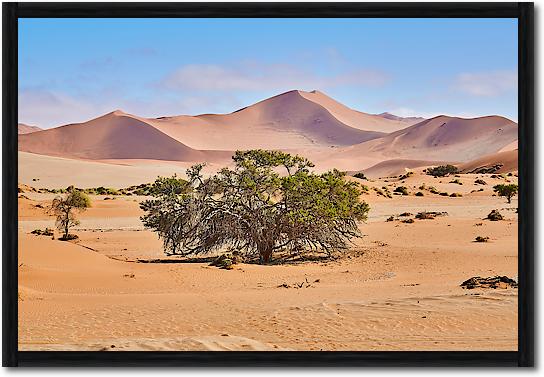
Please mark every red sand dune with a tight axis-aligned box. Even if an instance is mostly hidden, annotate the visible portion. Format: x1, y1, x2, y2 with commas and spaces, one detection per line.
337, 115, 518, 163
148, 90, 391, 150
18, 111, 229, 162
375, 112, 425, 126
359, 158, 452, 179
18, 123, 42, 134
459, 149, 518, 173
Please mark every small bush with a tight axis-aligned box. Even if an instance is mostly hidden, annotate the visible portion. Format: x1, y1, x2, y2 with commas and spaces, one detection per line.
394, 186, 409, 195
402, 218, 415, 224
426, 165, 459, 177
450, 179, 463, 185
429, 186, 439, 194
487, 209, 503, 221
399, 172, 414, 180
399, 212, 413, 217
493, 184, 518, 204
415, 191, 424, 197
415, 212, 435, 220
439, 192, 449, 196
31, 228, 54, 236
475, 236, 489, 243
386, 216, 395, 222
353, 172, 367, 180
59, 234, 79, 241
449, 192, 462, 197
475, 179, 487, 185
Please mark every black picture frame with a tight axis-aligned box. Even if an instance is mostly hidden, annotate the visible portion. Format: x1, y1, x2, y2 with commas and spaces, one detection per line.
2, 2, 534, 367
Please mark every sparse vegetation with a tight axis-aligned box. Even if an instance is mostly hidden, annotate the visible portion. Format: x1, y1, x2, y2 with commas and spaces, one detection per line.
140, 150, 370, 264
450, 179, 463, 185
426, 165, 459, 177
429, 186, 439, 194
439, 192, 449, 196
493, 184, 518, 203
402, 218, 415, 224
475, 236, 489, 243
353, 172, 367, 180
31, 228, 54, 237
487, 209, 503, 221
449, 192, 462, 197
49, 188, 91, 240
415, 191, 424, 197
393, 186, 409, 195
399, 171, 414, 180
474, 179, 487, 185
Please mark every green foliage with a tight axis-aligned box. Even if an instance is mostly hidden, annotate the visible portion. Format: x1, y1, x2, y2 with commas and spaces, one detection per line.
426, 165, 459, 177
353, 172, 367, 180
49, 188, 91, 239
393, 186, 409, 195
493, 184, 518, 203
141, 150, 370, 264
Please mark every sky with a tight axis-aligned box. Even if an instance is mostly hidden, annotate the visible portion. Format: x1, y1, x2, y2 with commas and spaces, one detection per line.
19, 18, 518, 128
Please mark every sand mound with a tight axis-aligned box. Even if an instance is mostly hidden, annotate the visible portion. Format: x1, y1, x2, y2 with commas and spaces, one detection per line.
18, 123, 42, 134
337, 115, 518, 163
149, 90, 386, 150
360, 158, 450, 179
18, 111, 229, 162
459, 150, 518, 174
298, 90, 412, 133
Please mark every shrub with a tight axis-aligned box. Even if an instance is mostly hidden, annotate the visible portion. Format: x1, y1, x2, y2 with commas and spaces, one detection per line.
49, 188, 91, 239
475, 236, 489, 243
31, 228, 54, 236
450, 179, 463, 185
439, 192, 449, 196
386, 216, 395, 222
399, 212, 413, 217
415, 191, 424, 197
59, 234, 79, 241
402, 218, 415, 224
474, 179, 487, 185
487, 209, 503, 221
449, 192, 462, 197
415, 212, 435, 220
353, 172, 367, 180
393, 186, 409, 195
141, 150, 370, 264
426, 165, 459, 177
399, 172, 414, 180
429, 186, 439, 194
493, 184, 518, 203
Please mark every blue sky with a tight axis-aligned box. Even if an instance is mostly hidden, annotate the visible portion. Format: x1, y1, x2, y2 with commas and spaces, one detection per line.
19, 18, 518, 128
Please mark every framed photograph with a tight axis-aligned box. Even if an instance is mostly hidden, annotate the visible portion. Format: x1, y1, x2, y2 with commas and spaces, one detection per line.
3, 2, 534, 367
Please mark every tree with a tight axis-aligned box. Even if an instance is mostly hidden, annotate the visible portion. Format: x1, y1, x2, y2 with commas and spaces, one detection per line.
426, 165, 458, 177
141, 150, 370, 264
49, 188, 91, 240
493, 184, 518, 203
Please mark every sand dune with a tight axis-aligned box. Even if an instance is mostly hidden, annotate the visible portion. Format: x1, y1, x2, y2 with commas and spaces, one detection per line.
359, 158, 451, 179
297, 90, 412, 133
18, 111, 231, 162
337, 115, 518, 163
460, 149, 518, 173
149, 90, 387, 150
18, 123, 42, 134
376, 112, 425, 126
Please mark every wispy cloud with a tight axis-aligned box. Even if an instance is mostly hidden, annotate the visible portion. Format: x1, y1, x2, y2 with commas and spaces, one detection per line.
158, 62, 389, 92
454, 70, 517, 97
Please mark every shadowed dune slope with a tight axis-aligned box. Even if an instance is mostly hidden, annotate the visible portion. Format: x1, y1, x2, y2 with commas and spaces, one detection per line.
18, 111, 230, 162
148, 90, 389, 150
376, 112, 425, 126
459, 149, 518, 173
338, 115, 518, 163
297, 90, 414, 133
359, 158, 452, 179
18, 123, 43, 134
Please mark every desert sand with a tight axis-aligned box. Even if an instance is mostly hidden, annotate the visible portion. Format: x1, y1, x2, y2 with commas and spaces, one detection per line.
17, 89, 518, 351
18, 169, 518, 351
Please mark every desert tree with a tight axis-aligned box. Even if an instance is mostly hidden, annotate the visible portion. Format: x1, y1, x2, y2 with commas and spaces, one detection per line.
493, 183, 518, 203
141, 150, 370, 264
49, 187, 91, 240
